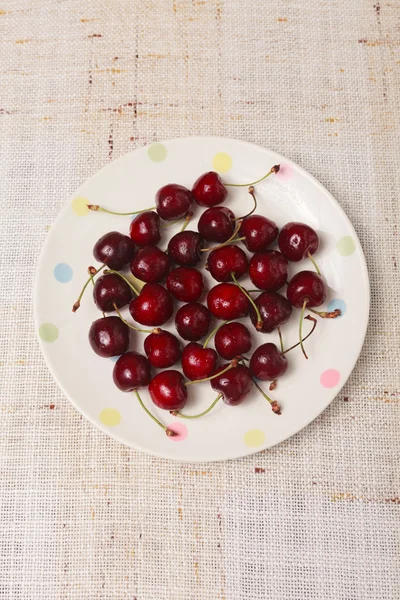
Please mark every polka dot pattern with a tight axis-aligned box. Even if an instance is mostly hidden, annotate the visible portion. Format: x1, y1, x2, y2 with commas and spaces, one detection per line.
167, 421, 188, 441
337, 236, 356, 256
71, 196, 89, 216
54, 263, 73, 283
147, 143, 167, 162
99, 408, 121, 427
244, 429, 266, 448
39, 323, 59, 343
320, 369, 341, 388
328, 298, 346, 317
212, 152, 232, 174
109, 355, 121, 363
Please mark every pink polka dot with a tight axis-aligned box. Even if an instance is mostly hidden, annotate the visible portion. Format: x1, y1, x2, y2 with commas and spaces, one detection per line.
320, 369, 341, 388
276, 163, 294, 180
167, 421, 188, 442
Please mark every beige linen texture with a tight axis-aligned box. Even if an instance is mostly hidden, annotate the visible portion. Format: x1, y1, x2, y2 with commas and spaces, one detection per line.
0, 1, 399, 599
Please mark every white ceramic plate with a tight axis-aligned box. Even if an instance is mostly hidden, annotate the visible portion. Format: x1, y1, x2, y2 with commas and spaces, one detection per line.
34, 137, 369, 462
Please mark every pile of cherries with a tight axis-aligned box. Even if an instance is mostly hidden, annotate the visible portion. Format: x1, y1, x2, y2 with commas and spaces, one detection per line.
73, 166, 340, 437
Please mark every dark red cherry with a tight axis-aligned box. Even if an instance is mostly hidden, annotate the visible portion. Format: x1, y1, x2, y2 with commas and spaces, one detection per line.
214, 322, 252, 360
129, 211, 161, 247
181, 342, 217, 381
207, 283, 249, 320
240, 215, 279, 252
129, 283, 173, 326
250, 343, 288, 380
93, 273, 132, 312
113, 351, 151, 392
175, 302, 211, 341
130, 246, 171, 283
197, 207, 235, 242
286, 270, 326, 308
155, 184, 193, 221
249, 250, 288, 291
278, 222, 319, 261
149, 370, 188, 410
167, 231, 204, 267
166, 267, 204, 302
249, 291, 292, 333
144, 329, 181, 368
192, 171, 228, 207
211, 363, 253, 406
88, 316, 130, 358
207, 245, 248, 283
93, 231, 135, 270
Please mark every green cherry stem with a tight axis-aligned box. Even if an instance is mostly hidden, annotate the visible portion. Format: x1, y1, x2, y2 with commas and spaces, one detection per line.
72, 264, 106, 312
134, 390, 176, 437
231, 272, 263, 331
161, 217, 184, 228
307, 251, 322, 276
180, 211, 193, 232
281, 315, 317, 355
224, 164, 280, 188
299, 299, 309, 360
171, 393, 222, 420
89, 267, 105, 317
235, 186, 257, 221
277, 327, 284, 353
103, 269, 140, 296
113, 303, 156, 333
87, 204, 156, 216
203, 320, 229, 349
201, 220, 243, 252
185, 360, 237, 386
253, 379, 281, 414
308, 307, 341, 319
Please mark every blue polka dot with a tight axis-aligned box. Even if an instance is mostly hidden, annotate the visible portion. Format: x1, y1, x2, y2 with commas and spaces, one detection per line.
54, 263, 73, 283
110, 355, 121, 363
327, 298, 346, 317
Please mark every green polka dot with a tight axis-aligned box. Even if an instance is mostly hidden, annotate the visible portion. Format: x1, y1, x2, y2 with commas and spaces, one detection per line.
212, 152, 232, 173
337, 236, 356, 256
99, 408, 121, 427
39, 323, 59, 343
147, 143, 167, 162
244, 429, 266, 448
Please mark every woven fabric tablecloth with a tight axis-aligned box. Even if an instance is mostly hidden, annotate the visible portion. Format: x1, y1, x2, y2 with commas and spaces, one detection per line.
0, 1, 399, 598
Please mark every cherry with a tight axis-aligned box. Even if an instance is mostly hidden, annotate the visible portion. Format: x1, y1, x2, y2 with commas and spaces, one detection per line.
166, 267, 204, 303
113, 351, 152, 392
168, 231, 204, 266
129, 283, 173, 326
130, 246, 171, 283
93, 231, 135, 271
214, 322, 252, 360
211, 363, 253, 405
129, 211, 161, 247
249, 250, 288, 291
278, 222, 319, 262
175, 302, 211, 341
197, 207, 235, 243
192, 171, 228, 207
144, 329, 181, 368
181, 342, 217, 381
207, 283, 249, 320
93, 273, 132, 312
207, 245, 248, 283
88, 316, 130, 357
155, 184, 193, 221
240, 215, 278, 252
286, 271, 326, 308
250, 343, 288, 381
249, 291, 292, 333
149, 370, 188, 410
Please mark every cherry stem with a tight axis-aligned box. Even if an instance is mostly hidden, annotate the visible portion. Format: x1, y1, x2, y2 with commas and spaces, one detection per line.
72, 264, 106, 312
134, 390, 176, 437
224, 164, 280, 188
253, 379, 281, 414
201, 220, 243, 252
180, 211, 193, 232
307, 251, 321, 276
203, 320, 229, 348
281, 315, 317, 355
103, 269, 140, 296
308, 307, 341, 319
231, 272, 263, 331
185, 360, 237, 386
89, 267, 105, 317
87, 205, 156, 216
161, 217, 183, 228
171, 393, 222, 419
113, 303, 155, 333
277, 327, 284, 353
299, 299, 309, 360
235, 186, 257, 221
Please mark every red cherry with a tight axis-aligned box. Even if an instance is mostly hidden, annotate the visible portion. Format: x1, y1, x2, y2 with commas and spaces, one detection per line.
129, 283, 173, 326
192, 171, 228, 207
197, 207, 235, 243
207, 283, 249, 320
93, 273, 132, 312
181, 342, 217, 381
166, 267, 204, 303
211, 363, 253, 405
149, 370, 188, 410
113, 351, 152, 392
175, 302, 211, 341
93, 231, 135, 271
278, 222, 319, 261
240, 215, 279, 252
249, 291, 292, 333
214, 322, 252, 360
144, 329, 181, 368
155, 184, 193, 221
88, 316, 130, 358
249, 250, 288, 291
130, 246, 171, 283
168, 231, 204, 267
250, 343, 288, 380
129, 211, 161, 247
207, 245, 249, 283
286, 270, 326, 308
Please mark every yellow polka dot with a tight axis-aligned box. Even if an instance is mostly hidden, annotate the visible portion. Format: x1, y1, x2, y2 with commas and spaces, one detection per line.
212, 152, 232, 174
99, 408, 121, 427
71, 196, 89, 216
147, 142, 167, 162
244, 429, 266, 448
125, 273, 145, 291
337, 236, 356, 257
